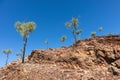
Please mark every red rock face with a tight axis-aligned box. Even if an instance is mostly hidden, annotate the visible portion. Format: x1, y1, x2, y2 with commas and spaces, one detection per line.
0, 35, 120, 80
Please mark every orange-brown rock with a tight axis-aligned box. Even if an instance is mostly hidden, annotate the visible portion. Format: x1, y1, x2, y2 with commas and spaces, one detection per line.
0, 35, 120, 80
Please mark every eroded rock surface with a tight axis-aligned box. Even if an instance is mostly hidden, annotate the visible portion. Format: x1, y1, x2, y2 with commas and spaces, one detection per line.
0, 35, 120, 80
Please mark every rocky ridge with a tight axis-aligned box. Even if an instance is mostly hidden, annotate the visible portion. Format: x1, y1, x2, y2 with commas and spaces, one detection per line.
0, 35, 120, 80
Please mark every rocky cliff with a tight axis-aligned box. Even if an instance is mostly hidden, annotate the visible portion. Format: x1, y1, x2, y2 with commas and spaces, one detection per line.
0, 35, 120, 80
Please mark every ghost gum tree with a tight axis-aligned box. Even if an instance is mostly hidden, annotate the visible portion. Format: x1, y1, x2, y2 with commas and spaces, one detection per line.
2, 49, 12, 65
15, 21, 36, 63
65, 17, 82, 43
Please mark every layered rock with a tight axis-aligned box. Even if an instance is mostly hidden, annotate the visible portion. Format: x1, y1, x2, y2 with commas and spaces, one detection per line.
0, 35, 120, 80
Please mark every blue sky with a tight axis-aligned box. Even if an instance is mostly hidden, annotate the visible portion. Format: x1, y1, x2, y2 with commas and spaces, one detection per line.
0, 0, 120, 67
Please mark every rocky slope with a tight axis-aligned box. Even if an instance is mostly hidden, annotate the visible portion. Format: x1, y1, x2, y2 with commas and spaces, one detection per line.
0, 35, 120, 80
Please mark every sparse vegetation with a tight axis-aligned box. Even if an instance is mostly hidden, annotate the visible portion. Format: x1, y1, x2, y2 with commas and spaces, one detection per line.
91, 32, 96, 37
60, 35, 67, 46
98, 27, 103, 35
98, 27, 103, 32
2, 49, 12, 65
65, 17, 81, 43
14, 21, 36, 63
108, 32, 113, 36
44, 40, 49, 49
0, 0, 120, 79
16, 49, 23, 59
76, 29, 82, 40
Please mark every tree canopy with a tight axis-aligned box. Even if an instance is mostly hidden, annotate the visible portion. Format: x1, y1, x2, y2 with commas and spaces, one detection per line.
15, 21, 36, 38
14, 21, 36, 63
65, 17, 81, 43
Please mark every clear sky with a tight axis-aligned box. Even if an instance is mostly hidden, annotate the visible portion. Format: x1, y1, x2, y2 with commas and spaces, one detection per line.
0, 0, 120, 67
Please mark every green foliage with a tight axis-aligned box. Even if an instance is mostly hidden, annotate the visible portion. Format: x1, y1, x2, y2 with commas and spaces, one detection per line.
2, 49, 12, 54
16, 49, 23, 58
65, 17, 79, 29
2, 49, 12, 65
65, 22, 71, 27
76, 29, 82, 35
98, 27, 103, 32
44, 40, 49, 49
45, 40, 48, 45
76, 29, 82, 40
71, 17, 79, 28
15, 21, 36, 38
60, 35, 67, 42
91, 32, 96, 37
108, 32, 113, 36
16, 53, 22, 58
14, 21, 36, 63
65, 17, 81, 43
